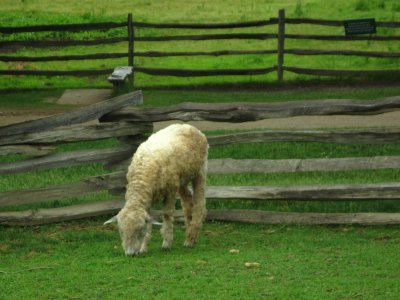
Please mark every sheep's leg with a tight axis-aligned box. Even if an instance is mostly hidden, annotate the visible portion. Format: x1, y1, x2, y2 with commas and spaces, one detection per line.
179, 186, 193, 228
139, 222, 152, 254
161, 193, 176, 249
184, 170, 207, 247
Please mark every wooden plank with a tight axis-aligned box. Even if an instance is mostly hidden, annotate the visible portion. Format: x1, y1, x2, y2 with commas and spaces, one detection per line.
0, 69, 113, 76
206, 210, 400, 225
205, 184, 400, 200
132, 19, 277, 29
134, 50, 277, 57
0, 172, 125, 207
102, 97, 400, 123
284, 34, 400, 41
0, 199, 124, 226
0, 145, 55, 156
0, 90, 143, 137
3, 177, 400, 209
0, 53, 128, 62
208, 156, 400, 174
280, 17, 400, 28
134, 66, 276, 77
0, 122, 152, 146
1, 206, 400, 226
284, 66, 400, 77
207, 128, 400, 145
0, 22, 127, 34
0, 37, 128, 48
0, 146, 136, 175
285, 48, 400, 58
134, 33, 277, 42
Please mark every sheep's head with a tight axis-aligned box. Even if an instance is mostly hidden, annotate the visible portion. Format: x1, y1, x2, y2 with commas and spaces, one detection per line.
105, 208, 149, 256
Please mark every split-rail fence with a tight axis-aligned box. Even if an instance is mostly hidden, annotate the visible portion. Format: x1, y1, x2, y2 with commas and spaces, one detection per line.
1, 91, 400, 226
1, 9, 400, 85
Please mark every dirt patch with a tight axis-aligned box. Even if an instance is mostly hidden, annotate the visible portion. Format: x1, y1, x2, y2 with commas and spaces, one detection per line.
0, 89, 112, 126
56, 89, 112, 105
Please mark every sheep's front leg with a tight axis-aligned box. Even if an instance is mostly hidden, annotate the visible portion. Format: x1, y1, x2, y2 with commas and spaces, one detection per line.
184, 171, 207, 247
161, 193, 176, 249
139, 222, 152, 254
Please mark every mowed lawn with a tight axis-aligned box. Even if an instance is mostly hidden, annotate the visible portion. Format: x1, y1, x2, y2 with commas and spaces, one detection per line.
1, 220, 400, 299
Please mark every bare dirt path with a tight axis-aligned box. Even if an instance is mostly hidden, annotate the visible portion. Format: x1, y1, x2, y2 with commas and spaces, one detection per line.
1, 88, 400, 130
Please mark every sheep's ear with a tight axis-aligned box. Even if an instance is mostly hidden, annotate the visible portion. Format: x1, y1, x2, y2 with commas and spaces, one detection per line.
104, 215, 118, 225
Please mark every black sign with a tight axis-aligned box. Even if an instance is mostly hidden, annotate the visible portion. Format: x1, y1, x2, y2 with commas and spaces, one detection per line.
344, 18, 376, 35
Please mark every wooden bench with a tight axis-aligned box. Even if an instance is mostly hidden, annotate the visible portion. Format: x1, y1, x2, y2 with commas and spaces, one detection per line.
344, 18, 376, 36
108, 66, 133, 91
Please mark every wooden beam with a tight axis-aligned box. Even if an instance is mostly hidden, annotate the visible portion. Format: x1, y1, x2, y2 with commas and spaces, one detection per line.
134, 33, 277, 41
132, 19, 277, 29
0, 53, 128, 62
0, 37, 128, 48
0, 146, 136, 175
208, 156, 400, 174
134, 49, 277, 57
206, 210, 400, 225
0, 69, 114, 76
0, 90, 143, 137
0, 199, 124, 225
102, 97, 400, 123
207, 128, 400, 145
1, 206, 399, 226
205, 184, 400, 200
0, 145, 55, 156
284, 66, 400, 77
134, 66, 276, 77
0, 22, 127, 34
285, 48, 400, 58
0, 172, 125, 207
0, 122, 152, 146
3, 178, 400, 209
284, 34, 400, 41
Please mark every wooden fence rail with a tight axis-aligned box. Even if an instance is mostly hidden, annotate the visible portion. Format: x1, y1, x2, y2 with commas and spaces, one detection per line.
1, 9, 399, 85
1, 93, 400, 225
101, 96, 400, 122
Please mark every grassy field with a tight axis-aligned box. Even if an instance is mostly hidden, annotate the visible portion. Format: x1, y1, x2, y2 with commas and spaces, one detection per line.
1, 220, 400, 299
1, 0, 400, 89
2, 1, 400, 299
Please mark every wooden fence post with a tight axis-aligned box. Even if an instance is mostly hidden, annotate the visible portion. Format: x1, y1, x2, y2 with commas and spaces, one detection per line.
128, 13, 134, 88
277, 9, 285, 83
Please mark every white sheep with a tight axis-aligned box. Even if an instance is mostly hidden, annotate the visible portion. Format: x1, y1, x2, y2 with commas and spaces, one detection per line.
105, 124, 208, 256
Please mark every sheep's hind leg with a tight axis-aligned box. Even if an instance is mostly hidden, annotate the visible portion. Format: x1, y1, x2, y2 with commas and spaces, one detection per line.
184, 171, 206, 247
161, 193, 176, 250
179, 186, 193, 229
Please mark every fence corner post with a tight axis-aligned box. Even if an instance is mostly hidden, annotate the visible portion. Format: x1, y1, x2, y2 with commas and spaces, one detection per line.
127, 13, 134, 89
277, 8, 285, 83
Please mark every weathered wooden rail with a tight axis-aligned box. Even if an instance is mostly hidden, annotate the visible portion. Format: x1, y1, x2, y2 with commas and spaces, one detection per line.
1, 94, 400, 226
1, 9, 399, 85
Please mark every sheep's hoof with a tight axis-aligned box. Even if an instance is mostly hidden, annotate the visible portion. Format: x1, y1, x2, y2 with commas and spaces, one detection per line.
183, 239, 196, 247
161, 241, 172, 250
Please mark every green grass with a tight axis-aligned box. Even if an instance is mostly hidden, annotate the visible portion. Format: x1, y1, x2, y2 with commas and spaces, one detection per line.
1, 0, 400, 89
1, 220, 400, 299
